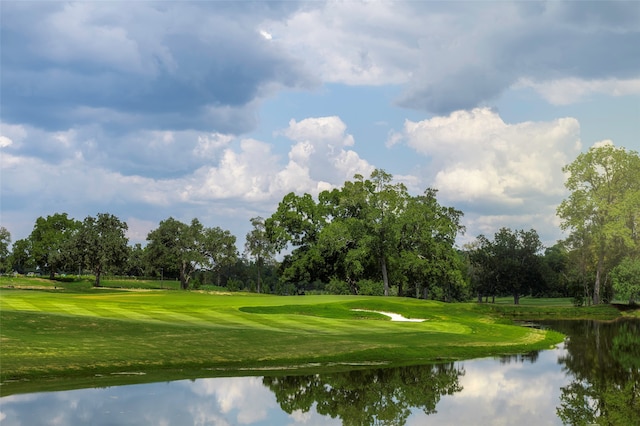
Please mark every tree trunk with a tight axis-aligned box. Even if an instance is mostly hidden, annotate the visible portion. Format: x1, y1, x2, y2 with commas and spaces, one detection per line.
594, 251, 604, 304
180, 261, 189, 290
380, 256, 390, 296
257, 264, 262, 294
513, 292, 520, 305
477, 292, 482, 303
94, 266, 102, 287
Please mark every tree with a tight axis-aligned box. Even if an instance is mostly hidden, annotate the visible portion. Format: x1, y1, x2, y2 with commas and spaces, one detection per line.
396, 189, 465, 299
29, 213, 81, 278
319, 170, 410, 296
470, 228, 543, 304
266, 169, 465, 298
146, 217, 203, 290
9, 238, 34, 274
146, 217, 237, 290
541, 244, 570, 297
610, 257, 640, 304
557, 144, 640, 304
245, 216, 277, 293
201, 226, 237, 286
75, 213, 129, 287
0, 226, 11, 273
123, 243, 147, 277
266, 192, 330, 293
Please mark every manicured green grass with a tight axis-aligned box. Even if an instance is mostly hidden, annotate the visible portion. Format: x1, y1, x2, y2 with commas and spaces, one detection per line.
0, 275, 182, 291
492, 296, 575, 306
0, 287, 569, 396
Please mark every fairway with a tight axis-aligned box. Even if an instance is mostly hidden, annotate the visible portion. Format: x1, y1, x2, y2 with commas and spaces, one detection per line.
0, 288, 565, 395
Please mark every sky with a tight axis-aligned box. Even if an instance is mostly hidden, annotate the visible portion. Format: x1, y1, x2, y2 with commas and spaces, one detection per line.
1, 1, 639, 253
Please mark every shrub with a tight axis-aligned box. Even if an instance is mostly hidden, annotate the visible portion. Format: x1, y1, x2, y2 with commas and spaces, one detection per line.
358, 279, 384, 296
226, 278, 243, 292
326, 278, 350, 295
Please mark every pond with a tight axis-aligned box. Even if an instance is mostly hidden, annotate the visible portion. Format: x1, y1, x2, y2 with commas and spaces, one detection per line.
1, 319, 638, 425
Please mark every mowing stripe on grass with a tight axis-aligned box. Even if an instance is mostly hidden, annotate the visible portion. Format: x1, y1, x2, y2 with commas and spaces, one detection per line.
1, 298, 40, 312
51, 303, 98, 318
93, 304, 155, 322
146, 309, 210, 325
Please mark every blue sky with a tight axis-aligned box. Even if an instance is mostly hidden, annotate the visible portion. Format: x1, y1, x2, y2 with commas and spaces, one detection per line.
1, 1, 639, 251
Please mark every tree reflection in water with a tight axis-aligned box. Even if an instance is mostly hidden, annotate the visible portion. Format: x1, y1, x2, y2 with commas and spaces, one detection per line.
263, 363, 464, 425
549, 319, 640, 425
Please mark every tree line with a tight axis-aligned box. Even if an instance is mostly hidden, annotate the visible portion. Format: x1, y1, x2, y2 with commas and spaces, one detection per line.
1, 145, 638, 304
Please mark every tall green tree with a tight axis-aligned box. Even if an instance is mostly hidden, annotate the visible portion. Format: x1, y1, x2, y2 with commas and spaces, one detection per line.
267, 170, 464, 298
146, 217, 203, 290
9, 238, 34, 274
470, 228, 543, 304
29, 213, 81, 278
202, 226, 237, 286
320, 170, 409, 296
0, 226, 11, 273
557, 144, 640, 304
396, 189, 465, 299
76, 213, 129, 287
541, 244, 570, 297
146, 217, 237, 290
123, 243, 147, 277
245, 216, 277, 293
610, 257, 640, 304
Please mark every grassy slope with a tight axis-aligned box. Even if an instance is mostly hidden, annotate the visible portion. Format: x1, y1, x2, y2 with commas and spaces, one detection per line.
0, 286, 574, 395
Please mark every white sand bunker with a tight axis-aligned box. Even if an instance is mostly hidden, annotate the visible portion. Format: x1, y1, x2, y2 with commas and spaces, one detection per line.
352, 309, 426, 322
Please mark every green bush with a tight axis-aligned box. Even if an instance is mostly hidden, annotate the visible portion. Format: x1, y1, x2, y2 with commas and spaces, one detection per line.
358, 279, 384, 296
53, 276, 78, 283
226, 278, 243, 292
326, 278, 350, 295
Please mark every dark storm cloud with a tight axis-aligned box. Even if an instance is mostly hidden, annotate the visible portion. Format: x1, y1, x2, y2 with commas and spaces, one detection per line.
0, 1, 314, 133
397, 0, 640, 114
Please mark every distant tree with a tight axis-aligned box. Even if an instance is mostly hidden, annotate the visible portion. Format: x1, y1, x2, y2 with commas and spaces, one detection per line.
29, 213, 81, 278
541, 244, 570, 297
9, 238, 34, 274
470, 228, 543, 304
266, 192, 328, 292
146, 217, 237, 290
319, 170, 417, 296
557, 144, 640, 304
0, 226, 11, 273
266, 169, 464, 298
123, 243, 147, 277
469, 235, 499, 303
146, 217, 202, 290
396, 188, 465, 300
75, 213, 129, 287
245, 216, 277, 293
611, 257, 640, 304
202, 226, 237, 286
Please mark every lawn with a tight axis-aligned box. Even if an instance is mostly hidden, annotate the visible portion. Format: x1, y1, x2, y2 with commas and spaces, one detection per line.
3, 276, 628, 396
0, 283, 574, 396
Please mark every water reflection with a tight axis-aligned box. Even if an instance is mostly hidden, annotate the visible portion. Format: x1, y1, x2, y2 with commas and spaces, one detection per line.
263, 364, 464, 425
1, 319, 638, 425
548, 319, 640, 426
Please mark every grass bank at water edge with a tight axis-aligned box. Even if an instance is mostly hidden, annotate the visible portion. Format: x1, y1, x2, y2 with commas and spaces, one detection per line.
0, 288, 605, 396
